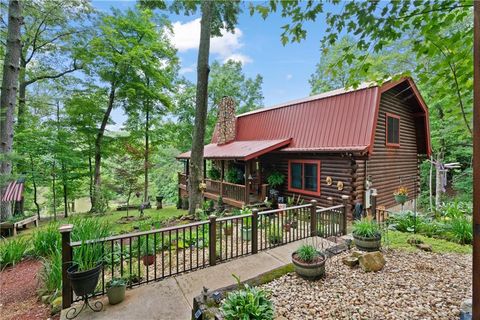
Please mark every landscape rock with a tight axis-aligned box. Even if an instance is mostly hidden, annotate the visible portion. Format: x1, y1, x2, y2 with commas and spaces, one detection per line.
407, 237, 424, 245
416, 243, 432, 252
351, 250, 363, 258
342, 256, 359, 268
358, 251, 386, 272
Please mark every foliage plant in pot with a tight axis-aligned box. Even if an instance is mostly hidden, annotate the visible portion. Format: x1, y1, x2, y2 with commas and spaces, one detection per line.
223, 222, 233, 236
67, 241, 104, 298
241, 218, 252, 241
291, 244, 326, 280
394, 186, 409, 205
268, 227, 283, 245
352, 218, 382, 252
267, 171, 285, 198
140, 238, 156, 266
106, 278, 127, 305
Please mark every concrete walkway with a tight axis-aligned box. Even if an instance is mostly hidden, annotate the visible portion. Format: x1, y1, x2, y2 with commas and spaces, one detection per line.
60, 237, 336, 320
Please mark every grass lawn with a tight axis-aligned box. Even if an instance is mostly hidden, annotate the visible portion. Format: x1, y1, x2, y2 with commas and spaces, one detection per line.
5, 206, 188, 240
384, 230, 472, 254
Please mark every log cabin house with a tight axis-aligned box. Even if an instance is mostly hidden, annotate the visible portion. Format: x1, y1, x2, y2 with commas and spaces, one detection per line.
177, 77, 431, 218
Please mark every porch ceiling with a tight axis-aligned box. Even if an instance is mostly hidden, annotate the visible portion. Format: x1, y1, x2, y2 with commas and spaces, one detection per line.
177, 138, 292, 161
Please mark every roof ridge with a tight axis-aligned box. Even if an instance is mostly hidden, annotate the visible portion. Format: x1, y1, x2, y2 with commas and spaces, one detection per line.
237, 81, 379, 118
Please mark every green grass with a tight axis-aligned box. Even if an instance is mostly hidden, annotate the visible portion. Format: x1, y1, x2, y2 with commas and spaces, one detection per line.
385, 230, 472, 254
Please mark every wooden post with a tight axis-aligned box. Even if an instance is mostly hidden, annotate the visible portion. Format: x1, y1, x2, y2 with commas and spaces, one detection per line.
209, 215, 217, 266
186, 159, 190, 176
203, 159, 207, 179
252, 209, 258, 254
310, 200, 318, 237
244, 161, 250, 204
341, 195, 349, 235
220, 160, 224, 198
60, 224, 73, 309
371, 191, 377, 220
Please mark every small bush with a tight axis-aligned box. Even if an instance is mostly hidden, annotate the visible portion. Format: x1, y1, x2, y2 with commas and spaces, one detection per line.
0, 237, 29, 269
38, 248, 62, 302
352, 218, 380, 238
296, 244, 318, 263
32, 222, 61, 258
446, 215, 473, 245
388, 211, 427, 233
107, 277, 127, 288
221, 278, 274, 320
268, 228, 283, 245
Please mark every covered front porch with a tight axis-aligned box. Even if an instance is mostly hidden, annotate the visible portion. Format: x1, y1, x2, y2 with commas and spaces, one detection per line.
177, 139, 291, 208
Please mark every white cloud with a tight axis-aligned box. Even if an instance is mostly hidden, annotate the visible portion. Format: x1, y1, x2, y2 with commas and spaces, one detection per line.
286, 74, 293, 80
170, 18, 252, 64
179, 66, 195, 75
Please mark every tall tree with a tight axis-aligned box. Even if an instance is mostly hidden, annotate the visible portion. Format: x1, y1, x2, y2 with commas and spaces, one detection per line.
0, 0, 22, 220
78, 7, 177, 211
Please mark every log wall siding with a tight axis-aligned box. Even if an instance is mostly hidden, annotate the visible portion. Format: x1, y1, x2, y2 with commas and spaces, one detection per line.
260, 153, 354, 218
367, 88, 421, 208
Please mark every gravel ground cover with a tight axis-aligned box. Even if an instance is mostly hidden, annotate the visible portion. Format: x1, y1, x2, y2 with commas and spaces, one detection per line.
262, 249, 471, 320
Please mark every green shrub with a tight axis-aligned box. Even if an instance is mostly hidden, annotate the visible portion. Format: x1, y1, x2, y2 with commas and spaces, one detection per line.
417, 220, 445, 238
207, 166, 221, 180
388, 211, 426, 233
446, 215, 473, 245
296, 244, 318, 263
107, 277, 127, 288
32, 222, 61, 258
440, 200, 472, 219
226, 168, 242, 184
268, 228, 283, 245
221, 277, 274, 320
267, 171, 284, 189
352, 218, 380, 237
0, 237, 29, 269
38, 248, 62, 302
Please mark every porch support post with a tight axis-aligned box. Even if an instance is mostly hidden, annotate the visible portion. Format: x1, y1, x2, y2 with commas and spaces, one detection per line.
203, 159, 207, 179
245, 161, 250, 205
60, 224, 73, 309
186, 159, 190, 175
220, 160, 225, 197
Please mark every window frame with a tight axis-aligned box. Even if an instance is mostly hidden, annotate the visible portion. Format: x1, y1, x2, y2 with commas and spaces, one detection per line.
385, 112, 401, 147
287, 159, 321, 196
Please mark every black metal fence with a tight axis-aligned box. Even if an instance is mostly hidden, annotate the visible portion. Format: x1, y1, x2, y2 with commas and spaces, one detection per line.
60, 199, 348, 309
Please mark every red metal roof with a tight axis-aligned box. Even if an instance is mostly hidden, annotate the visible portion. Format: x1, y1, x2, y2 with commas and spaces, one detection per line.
209, 77, 430, 156
177, 139, 292, 160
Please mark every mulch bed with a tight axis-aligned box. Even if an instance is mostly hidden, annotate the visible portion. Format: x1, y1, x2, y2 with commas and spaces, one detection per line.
0, 259, 58, 320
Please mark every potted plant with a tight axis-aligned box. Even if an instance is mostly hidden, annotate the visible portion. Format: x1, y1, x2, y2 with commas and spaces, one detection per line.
241, 218, 252, 241
267, 171, 285, 198
106, 278, 127, 305
352, 218, 382, 252
67, 241, 104, 298
394, 186, 409, 205
217, 196, 225, 214
140, 238, 156, 266
291, 244, 326, 280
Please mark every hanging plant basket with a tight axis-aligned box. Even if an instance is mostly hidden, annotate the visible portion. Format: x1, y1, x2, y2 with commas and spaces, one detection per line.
394, 194, 408, 205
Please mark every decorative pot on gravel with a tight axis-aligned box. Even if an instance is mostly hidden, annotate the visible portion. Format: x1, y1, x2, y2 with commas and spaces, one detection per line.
223, 223, 233, 236
352, 218, 382, 252
241, 218, 252, 241
291, 244, 326, 280
141, 239, 156, 266
106, 278, 126, 305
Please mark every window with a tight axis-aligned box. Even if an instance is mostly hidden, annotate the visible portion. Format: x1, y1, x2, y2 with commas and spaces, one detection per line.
288, 160, 321, 196
386, 113, 400, 147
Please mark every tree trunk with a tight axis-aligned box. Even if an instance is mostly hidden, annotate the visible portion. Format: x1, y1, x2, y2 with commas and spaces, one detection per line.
29, 154, 40, 219
62, 162, 68, 218
0, 0, 22, 220
144, 98, 149, 203
435, 153, 443, 210
88, 146, 94, 210
17, 59, 26, 127
188, 0, 212, 216
92, 82, 116, 211
52, 166, 57, 221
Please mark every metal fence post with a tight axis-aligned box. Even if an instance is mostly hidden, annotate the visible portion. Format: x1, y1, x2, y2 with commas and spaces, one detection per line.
60, 224, 73, 309
341, 195, 349, 235
252, 209, 258, 254
209, 215, 217, 266
310, 200, 318, 237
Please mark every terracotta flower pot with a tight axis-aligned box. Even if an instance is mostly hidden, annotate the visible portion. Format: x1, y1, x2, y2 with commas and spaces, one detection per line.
142, 254, 155, 266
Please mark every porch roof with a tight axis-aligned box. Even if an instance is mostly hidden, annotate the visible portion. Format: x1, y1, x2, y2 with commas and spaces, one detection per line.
177, 138, 292, 161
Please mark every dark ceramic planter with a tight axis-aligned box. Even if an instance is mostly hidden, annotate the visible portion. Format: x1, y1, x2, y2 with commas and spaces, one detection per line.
67, 263, 102, 297
142, 254, 155, 266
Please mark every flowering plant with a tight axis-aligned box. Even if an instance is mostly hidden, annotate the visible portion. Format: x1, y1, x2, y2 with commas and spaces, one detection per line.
394, 186, 408, 197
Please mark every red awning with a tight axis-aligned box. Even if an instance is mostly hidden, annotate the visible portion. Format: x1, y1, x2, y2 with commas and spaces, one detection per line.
177, 139, 292, 160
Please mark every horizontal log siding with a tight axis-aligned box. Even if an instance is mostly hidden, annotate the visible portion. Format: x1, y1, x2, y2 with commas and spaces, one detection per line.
260, 153, 354, 218
355, 160, 366, 205
368, 88, 420, 208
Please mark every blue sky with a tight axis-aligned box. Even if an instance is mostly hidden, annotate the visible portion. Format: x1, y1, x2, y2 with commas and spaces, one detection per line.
92, 1, 337, 126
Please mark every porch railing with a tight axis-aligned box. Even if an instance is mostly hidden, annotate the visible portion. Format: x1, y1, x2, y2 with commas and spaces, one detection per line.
222, 181, 245, 202
59, 199, 349, 309
178, 172, 187, 186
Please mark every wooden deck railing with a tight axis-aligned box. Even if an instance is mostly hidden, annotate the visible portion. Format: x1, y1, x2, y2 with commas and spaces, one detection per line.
222, 181, 245, 202
59, 199, 348, 309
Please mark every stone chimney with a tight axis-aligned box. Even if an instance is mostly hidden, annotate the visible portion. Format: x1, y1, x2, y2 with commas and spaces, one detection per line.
216, 96, 236, 145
